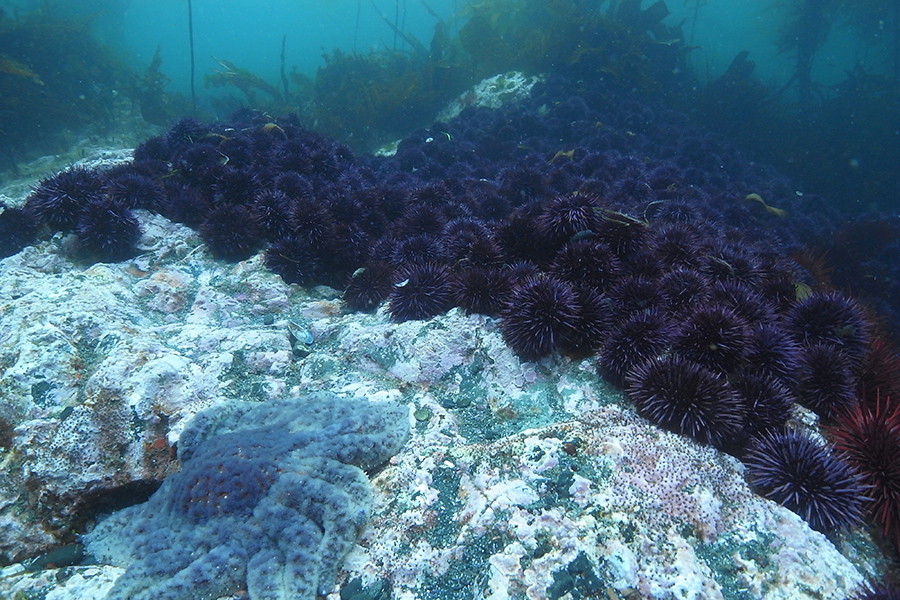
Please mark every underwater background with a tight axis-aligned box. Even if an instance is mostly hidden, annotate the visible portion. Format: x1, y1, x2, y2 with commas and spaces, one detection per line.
2, 0, 900, 598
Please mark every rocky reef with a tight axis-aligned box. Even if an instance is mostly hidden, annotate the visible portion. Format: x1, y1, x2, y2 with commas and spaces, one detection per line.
0, 71, 898, 599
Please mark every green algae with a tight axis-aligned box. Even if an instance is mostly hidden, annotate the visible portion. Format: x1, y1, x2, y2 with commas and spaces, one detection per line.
692, 530, 777, 600
425, 464, 466, 548
548, 552, 610, 600
420, 534, 507, 600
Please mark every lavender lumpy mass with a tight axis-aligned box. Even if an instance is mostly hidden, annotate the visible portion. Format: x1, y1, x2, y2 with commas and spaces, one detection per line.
83, 393, 410, 600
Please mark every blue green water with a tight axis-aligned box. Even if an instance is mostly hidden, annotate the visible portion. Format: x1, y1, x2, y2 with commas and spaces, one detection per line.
3, 0, 462, 98
0, 0, 881, 100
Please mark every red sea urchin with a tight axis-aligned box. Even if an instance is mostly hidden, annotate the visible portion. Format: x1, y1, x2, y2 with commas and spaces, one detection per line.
500, 275, 580, 361
828, 398, 900, 553
743, 429, 867, 532
626, 355, 746, 450
857, 338, 900, 404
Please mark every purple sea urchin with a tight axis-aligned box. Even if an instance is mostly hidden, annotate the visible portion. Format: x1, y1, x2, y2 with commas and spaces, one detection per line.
265, 236, 323, 286
160, 183, 212, 228
199, 204, 264, 261
166, 116, 208, 150
598, 309, 673, 387
730, 369, 794, 437
24, 167, 105, 231
500, 276, 580, 361
658, 268, 710, 316
390, 234, 446, 265
343, 262, 396, 312
537, 192, 603, 246
388, 263, 455, 322
75, 198, 142, 262
743, 323, 802, 386
132, 135, 171, 163
451, 267, 510, 316
787, 291, 871, 366
700, 243, 762, 286
849, 583, 900, 600
495, 209, 555, 266
289, 197, 338, 249
651, 222, 703, 270
710, 281, 778, 326
0, 206, 38, 259
593, 210, 652, 258
606, 276, 667, 319
795, 343, 858, 419
440, 218, 492, 261
564, 285, 614, 355
743, 429, 867, 531
671, 304, 749, 374
549, 238, 622, 292
173, 143, 223, 185
104, 173, 167, 212
626, 355, 746, 449
251, 189, 295, 241
212, 167, 260, 205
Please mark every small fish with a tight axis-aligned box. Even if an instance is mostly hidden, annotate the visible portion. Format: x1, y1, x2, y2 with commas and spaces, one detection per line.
600, 209, 648, 227
569, 229, 596, 242
285, 320, 314, 346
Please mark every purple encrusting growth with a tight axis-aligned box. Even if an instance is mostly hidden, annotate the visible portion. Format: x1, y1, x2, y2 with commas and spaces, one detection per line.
83, 393, 410, 600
